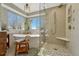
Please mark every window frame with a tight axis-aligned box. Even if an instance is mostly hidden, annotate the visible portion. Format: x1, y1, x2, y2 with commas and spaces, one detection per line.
30, 16, 44, 30
6, 8, 25, 31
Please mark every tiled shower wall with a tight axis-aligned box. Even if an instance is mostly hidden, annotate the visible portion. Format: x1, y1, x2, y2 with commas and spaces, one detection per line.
45, 5, 66, 45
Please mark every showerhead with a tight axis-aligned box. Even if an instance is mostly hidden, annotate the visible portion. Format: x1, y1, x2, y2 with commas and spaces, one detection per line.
26, 3, 28, 7
58, 4, 64, 8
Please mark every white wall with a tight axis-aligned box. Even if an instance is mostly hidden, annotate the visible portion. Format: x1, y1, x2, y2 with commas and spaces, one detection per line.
68, 4, 79, 55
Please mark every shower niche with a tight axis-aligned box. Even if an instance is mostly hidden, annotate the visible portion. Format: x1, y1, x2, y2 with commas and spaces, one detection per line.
66, 4, 72, 41
67, 5, 72, 30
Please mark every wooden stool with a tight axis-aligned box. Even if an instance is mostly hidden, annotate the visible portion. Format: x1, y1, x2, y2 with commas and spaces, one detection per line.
15, 40, 29, 55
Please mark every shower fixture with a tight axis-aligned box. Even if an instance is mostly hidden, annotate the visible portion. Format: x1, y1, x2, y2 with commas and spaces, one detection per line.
26, 4, 28, 7
24, 3, 30, 14
58, 4, 65, 8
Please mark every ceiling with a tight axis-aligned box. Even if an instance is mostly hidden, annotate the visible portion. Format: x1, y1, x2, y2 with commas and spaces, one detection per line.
13, 3, 61, 14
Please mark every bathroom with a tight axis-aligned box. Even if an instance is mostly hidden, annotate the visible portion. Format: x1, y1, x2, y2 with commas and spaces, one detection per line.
0, 3, 79, 56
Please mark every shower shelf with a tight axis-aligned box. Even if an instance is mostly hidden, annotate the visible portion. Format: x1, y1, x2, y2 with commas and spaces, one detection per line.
56, 37, 70, 42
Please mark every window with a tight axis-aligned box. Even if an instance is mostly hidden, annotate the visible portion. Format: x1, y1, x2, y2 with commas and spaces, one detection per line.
17, 15, 25, 30
7, 11, 25, 30
31, 16, 44, 29
7, 11, 17, 29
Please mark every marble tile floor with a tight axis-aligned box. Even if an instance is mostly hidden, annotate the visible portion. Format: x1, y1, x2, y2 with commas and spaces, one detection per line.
38, 43, 72, 56
6, 42, 71, 56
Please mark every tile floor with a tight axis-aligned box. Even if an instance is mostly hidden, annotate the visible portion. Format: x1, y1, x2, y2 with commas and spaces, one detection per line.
38, 43, 72, 56
6, 42, 71, 56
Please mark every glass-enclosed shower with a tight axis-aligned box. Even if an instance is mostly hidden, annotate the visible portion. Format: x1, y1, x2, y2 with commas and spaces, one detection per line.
38, 3, 56, 48
38, 3, 47, 48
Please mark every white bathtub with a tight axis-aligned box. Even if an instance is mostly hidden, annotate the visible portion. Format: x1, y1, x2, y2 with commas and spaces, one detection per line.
13, 34, 40, 48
